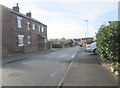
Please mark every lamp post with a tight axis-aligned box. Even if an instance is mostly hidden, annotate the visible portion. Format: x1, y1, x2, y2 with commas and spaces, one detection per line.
84, 20, 88, 47
84, 20, 89, 38
84, 20, 88, 38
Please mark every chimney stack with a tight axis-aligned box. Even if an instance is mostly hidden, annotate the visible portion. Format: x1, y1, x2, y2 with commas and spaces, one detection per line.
13, 3, 19, 13
26, 12, 32, 18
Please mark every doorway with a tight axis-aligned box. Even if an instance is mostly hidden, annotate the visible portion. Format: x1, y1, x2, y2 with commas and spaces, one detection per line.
17, 35, 24, 52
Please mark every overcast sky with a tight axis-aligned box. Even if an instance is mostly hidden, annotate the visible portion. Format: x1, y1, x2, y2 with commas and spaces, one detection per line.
0, 0, 119, 39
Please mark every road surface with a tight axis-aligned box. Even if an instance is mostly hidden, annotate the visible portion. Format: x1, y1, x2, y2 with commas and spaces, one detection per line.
2, 46, 79, 86
2, 46, 118, 87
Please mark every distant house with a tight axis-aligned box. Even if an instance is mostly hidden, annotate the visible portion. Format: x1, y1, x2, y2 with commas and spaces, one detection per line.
81, 37, 94, 46
93, 36, 96, 41
1, 4, 47, 56
73, 38, 82, 46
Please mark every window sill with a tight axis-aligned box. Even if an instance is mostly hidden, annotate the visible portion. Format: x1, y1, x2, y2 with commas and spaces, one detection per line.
18, 26, 22, 28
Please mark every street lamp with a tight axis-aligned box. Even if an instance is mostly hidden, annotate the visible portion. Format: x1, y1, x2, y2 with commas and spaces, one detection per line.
84, 20, 88, 38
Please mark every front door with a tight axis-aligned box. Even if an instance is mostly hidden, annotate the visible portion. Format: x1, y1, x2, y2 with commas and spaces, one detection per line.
17, 35, 24, 52
37, 34, 44, 50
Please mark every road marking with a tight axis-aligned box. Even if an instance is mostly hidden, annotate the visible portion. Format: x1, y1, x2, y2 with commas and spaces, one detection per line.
57, 50, 79, 88
51, 70, 57, 77
71, 54, 75, 58
57, 56, 75, 88
66, 52, 77, 61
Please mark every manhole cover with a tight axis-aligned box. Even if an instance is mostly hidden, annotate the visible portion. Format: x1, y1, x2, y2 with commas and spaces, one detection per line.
9, 72, 21, 76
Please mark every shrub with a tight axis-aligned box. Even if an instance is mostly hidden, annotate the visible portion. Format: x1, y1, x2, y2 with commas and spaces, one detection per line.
96, 21, 120, 66
52, 44, 62, 48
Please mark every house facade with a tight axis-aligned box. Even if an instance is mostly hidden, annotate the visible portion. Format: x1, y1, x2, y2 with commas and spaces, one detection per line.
0, 5, 2, 58
1, 4, 47, 57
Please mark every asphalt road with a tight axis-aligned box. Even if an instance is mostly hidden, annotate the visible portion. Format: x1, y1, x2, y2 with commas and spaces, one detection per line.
2, 46, 118, 87
2, 46, 79, 86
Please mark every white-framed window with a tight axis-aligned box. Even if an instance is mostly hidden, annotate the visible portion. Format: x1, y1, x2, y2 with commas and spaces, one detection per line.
44, 39, 47, 43
27, 36, 31, 44
32, 24, 35, 30
18, 35, 24, 46
38, 26, 41, 32
17, 17, 22, 28
41, 27, 44, 32
27, 22, 30, 30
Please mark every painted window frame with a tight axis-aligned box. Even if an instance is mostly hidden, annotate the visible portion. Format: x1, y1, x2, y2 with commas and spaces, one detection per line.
27, 36, 31, 44
38, 26, 41, 32
17, 16, 22, 28
32, 24, 35, 30
18, 35, 24, 46
27, 22, 30, 30
41, 27, 44, 32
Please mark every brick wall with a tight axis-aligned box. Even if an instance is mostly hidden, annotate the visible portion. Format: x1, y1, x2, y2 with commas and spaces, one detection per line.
0, 5, 2, 59
2, 6, 12, 56
2, 5, 47, 56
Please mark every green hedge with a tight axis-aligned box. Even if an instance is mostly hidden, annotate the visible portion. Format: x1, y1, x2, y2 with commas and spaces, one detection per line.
96, 21, 120, 66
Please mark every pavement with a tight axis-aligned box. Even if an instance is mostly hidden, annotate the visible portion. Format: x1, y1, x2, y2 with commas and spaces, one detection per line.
60, 48, 119, 87
2, 48, 60, 65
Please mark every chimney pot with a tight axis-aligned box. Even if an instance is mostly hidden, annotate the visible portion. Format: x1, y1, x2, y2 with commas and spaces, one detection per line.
26, 12, 32, 18
13, 3, 19, 13
17, 3, 18, 6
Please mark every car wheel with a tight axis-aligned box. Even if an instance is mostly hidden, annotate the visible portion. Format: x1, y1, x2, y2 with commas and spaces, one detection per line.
93, 49, 97, 54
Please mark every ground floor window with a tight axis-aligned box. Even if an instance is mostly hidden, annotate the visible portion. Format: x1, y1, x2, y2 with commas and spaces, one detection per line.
17, 35, 24, 52
27, 36, 31, 44
18, 35, 24, 46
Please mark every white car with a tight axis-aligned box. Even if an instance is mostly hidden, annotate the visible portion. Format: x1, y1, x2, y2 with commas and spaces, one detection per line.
85, 42, 97, 54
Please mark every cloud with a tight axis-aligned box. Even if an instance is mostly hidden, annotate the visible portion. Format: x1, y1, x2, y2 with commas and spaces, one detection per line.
0, 1, 117, 21
47, 18, 97, 39
21, 2, 117, 39
60, 2, 118, 19
47, 19, 82, 39
0, 1, 118, 39
2, 0, 118, 3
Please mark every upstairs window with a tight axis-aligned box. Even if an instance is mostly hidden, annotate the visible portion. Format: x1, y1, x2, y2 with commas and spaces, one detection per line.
17, 17, 22, 28
27, 22, 30, 30
38, 26, 41, 32
41, 27, 44, 32
33, 24, 35, 30
44, 39, 47, 43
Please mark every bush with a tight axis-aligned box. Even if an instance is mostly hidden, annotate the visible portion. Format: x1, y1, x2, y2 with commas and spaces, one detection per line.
52, 44, 62, 48
96, 21, 120, 66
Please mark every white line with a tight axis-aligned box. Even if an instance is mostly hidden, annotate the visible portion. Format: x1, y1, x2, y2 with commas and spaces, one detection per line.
51, 70, 57, 77
71, 54, 75, 58
57, 50, 79, 88
57, 56, 75, 87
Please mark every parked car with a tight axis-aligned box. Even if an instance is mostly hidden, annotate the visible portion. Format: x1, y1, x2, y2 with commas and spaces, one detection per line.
85, 42, 97, 54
